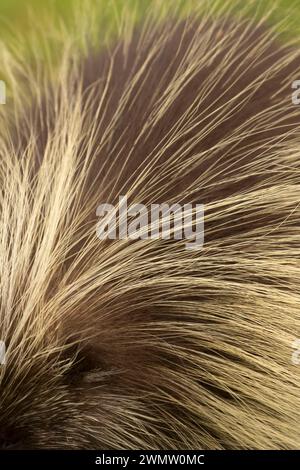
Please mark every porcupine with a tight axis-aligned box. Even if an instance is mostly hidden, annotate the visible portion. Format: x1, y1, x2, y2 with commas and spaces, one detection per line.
0, 1, 300, 449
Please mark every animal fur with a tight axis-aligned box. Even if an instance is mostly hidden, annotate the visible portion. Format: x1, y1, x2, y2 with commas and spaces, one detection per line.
0, 0, 300, 449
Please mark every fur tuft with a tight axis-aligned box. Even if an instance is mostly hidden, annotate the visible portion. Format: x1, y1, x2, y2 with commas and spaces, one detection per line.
1, 0, 300, 449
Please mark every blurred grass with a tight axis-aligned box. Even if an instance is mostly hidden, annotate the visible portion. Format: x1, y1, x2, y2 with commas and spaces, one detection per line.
0, 0, 299, 58
0, 0, 72, 21
0, 0, 300, 36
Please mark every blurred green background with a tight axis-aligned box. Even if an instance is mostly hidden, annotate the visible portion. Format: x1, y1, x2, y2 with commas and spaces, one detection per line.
0, 0, 299, 33
0, 0, 299, 50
